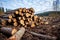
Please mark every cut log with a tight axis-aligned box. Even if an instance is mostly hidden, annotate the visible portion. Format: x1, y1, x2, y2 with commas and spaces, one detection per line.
8, 19, 12, 23
18, 17, 21, 20
22, 17, 25, 20
29, 8, 35, 13
20, 20, 25, 26
8, 15, 13, 19
0, 27, 17, 37
12, 18, 17, 22
19, 8, 23, 12
44, 21, 49, 25
15, 11, 19, 15
33, 15, 38, 21
1, 19, 6, 26
13, 22, 18, 26
26, 9, 29, 13
22, 8, 26, 13
19, 12, 23, 17
25, 13, 31, 18
31, 22, 35, 28
8, 27, 25, 40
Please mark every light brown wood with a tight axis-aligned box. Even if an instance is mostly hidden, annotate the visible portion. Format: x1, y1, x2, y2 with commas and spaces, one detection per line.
19, 8, 22, 12
20, 20, 25, 26
13, 22, 18, 26
26, 13, 31, 17
8, 27, 25, 40
15, 11, 19, 14
8, 19, 12, 23
34, 15, 38, 21
18, 17, 21, 20
26, 9, 29, 13
8, 15, 13, 19
29, 8, 35, 13
22, 17, 25, 20
31, 22, 35, 28
12, 18, 17, 22
1, 19, 6, 26
23, 8, 26, 12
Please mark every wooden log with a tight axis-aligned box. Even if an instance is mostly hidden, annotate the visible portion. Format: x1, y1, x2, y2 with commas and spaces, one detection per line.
8, 27, 25, 40
8, 19, 12, 23
29, 8, 35, 13
34, 15, 38, 21
0, 27, 17, 37
44, 21, 49, 25
31, 13, 34, 17
29, 11, 32, 13
31, 22, 35, 28
18, 17, 21, 20
15, 11, 19, 15
20, 20, 25, 26
22, 8, 26, 13
13, 22, 18, 27
24, 25, 27, 28
22, 17, 25, 20
12, 18, 17, 22
19, 12, 23, 17
11, 14, 15, 17
25, 13, 31, 18
7, 19, 14, 25
19, 8, 23, 12
25, 21, 29, 25
1, 19, 6, 26
8, 15, 13, 19
39, 17, 43, 20
26, 9, 29, 13
14, 11, 19, 17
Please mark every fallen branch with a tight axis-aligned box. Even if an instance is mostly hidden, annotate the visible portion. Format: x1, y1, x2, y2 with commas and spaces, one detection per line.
8, 27, 25, 40
26, 30, 57, 40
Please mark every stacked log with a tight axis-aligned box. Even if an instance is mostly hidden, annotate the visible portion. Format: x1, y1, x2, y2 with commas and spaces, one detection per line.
1, 8, 48, 28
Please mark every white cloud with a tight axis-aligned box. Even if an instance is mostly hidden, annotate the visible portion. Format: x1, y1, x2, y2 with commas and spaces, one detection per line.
1, 0, 54, 13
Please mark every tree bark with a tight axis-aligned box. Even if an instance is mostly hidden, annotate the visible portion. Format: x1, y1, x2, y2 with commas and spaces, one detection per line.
8, 27, 25, 40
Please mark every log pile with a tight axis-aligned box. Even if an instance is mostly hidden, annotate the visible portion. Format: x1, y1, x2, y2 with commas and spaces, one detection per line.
1, 8, 43, 28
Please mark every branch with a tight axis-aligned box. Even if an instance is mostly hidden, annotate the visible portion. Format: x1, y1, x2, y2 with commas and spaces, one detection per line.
26, 30, 57, 40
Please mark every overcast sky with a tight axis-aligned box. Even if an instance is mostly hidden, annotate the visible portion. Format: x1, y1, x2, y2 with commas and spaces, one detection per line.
0, 0, 56, 13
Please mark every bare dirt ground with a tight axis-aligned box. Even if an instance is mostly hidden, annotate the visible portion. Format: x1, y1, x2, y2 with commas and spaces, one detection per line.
0, 16, 60, 40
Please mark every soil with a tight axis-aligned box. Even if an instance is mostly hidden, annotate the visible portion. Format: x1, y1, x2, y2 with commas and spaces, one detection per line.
21, 24, 60, 40
0, 16, 60, 40
21, 16, 60, 40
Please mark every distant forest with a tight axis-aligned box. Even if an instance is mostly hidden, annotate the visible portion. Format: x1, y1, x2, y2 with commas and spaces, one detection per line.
36, 11, 60, 16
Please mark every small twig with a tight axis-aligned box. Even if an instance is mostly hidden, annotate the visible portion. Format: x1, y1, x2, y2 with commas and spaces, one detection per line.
26, 30, 57, 40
